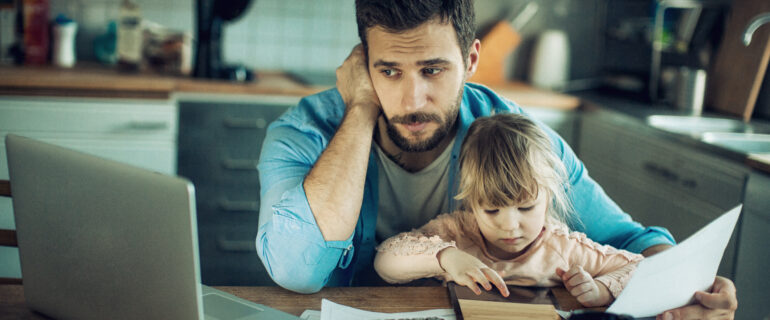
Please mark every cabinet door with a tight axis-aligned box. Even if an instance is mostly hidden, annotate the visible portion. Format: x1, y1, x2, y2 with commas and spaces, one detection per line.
0, 96, 177, 141
178, 99, 296, 286
0, 96, 178, 279
579, 113, 747, 278
734, 173, 770, 320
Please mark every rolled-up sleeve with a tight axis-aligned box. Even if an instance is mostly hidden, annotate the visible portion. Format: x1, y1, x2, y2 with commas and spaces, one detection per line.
256, 122, 353, 294
542, 123, 675, 253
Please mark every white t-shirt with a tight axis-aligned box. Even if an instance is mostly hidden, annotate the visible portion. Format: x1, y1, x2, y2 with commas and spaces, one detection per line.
374, 139, 455, 242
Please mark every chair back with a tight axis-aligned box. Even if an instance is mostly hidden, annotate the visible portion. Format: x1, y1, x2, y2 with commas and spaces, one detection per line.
0, 179, 21, 284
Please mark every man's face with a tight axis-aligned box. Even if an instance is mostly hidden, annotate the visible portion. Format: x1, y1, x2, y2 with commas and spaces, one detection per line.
366, 20, 477, 152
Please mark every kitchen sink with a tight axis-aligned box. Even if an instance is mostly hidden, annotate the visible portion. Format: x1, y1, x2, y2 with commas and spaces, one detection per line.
646, 115, 770, 155
701, 132, 770, 154
646, 115, 752, 136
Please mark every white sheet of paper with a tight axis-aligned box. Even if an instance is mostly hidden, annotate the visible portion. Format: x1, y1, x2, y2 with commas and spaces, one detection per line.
606, 205, 742, 317
320, 299, 456, 320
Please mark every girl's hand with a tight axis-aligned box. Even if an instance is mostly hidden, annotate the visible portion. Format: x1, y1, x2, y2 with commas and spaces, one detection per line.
437, 247, 509, 297
556, 266, 611, 307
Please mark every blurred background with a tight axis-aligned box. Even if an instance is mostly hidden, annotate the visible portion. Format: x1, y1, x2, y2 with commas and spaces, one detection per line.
2, 2, 770, 319
0, 0, 697, 92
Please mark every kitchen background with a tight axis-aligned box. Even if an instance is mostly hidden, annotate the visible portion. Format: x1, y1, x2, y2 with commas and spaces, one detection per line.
5, 0, 768, 118
6, 0, 603, 89
2, 1, 770, 319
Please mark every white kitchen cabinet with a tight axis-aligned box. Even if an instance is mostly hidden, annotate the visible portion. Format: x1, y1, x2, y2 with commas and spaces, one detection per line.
0, 95, 178, 279
734, 171, 770, 320
578, 111, 748, 279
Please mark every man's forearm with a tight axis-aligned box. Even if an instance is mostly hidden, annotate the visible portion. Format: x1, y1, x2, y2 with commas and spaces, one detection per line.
641, 244, 672, 257
304, 104, 379, 241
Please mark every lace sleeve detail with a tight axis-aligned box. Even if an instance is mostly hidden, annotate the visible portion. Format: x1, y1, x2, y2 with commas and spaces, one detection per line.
373, 212, 468, 284
376, 232, 456, 256
595, 262, 640, 298
551, 225, 643, 262
547, 223, 644, 298
374, 230, 457, 284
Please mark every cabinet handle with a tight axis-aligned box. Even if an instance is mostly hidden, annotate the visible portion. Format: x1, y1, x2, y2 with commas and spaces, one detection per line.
642, 162, 679, 182
216, 237, 256, 253
127, 121, 169, 130
218, 199, 259, 213
222, 158, 259, 171
223, 117, 268, 129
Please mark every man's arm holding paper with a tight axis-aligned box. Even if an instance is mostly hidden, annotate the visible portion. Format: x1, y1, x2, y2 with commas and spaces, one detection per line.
656, 276, 737, 320
553, 127, 737, 319
634, 239, 737, 319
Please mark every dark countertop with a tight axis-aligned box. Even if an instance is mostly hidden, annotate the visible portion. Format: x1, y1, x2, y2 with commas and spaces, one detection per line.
572, 89, 770, 174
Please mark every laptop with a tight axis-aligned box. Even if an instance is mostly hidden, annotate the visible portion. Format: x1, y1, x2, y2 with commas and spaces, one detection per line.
5, 134, 298, 320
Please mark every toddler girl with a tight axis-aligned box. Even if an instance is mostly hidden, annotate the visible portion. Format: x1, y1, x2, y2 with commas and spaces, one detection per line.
374, 113, 642, 307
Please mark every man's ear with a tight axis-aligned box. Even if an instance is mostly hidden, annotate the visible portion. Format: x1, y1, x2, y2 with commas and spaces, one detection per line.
465, 39, 481, 79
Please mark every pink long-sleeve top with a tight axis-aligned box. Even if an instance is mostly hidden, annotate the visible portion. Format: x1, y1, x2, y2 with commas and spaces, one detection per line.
374, 211, 644, 298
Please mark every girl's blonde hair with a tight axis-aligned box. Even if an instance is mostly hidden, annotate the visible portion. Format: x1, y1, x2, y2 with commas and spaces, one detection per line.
455, 113, 576, 226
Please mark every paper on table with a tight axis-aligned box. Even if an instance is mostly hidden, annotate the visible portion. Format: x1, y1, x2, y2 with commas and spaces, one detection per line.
606, 205, 742, 317
320, 299, 456, 320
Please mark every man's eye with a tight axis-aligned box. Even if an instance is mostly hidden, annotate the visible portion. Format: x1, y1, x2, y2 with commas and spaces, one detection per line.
382, 69, 397, 77
423, 68, 442, 75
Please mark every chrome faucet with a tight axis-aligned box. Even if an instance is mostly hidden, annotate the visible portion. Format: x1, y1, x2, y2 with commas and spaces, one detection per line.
744, 13, 770, 46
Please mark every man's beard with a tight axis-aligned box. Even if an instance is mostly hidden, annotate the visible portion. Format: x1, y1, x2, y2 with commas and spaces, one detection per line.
384, 88, 462, 152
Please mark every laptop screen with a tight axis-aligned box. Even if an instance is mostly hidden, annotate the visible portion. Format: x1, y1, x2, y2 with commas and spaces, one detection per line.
7, 134, 203, 320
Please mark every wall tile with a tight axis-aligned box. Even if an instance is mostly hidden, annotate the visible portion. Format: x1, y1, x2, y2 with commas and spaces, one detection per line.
42, 0, 602, 80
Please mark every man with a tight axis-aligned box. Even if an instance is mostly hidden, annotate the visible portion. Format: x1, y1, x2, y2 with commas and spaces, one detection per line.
256, 0, 737, 318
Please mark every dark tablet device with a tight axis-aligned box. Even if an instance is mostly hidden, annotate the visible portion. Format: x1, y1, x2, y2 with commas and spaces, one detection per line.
447, 282, 559, 320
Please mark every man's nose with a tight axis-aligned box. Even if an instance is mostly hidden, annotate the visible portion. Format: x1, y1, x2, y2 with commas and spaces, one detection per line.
401, 73, 428, 113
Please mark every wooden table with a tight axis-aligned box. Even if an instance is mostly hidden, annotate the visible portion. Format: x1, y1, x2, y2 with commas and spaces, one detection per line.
0, 284, 585, 318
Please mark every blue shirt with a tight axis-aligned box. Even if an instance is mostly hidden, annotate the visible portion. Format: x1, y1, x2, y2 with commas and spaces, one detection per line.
256, 83, 675, 294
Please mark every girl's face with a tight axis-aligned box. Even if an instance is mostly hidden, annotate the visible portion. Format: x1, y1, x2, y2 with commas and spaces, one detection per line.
473, 190, 548, 260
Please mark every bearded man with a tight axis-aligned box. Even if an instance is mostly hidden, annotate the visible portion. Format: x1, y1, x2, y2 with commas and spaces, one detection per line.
255, 1, 737, 319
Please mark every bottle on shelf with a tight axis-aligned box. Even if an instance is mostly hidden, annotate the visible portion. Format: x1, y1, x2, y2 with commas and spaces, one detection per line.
117, 0, 142, 72
22, 0, 49, 65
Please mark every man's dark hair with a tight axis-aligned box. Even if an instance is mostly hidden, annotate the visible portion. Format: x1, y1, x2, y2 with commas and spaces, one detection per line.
355, 0, 476, 62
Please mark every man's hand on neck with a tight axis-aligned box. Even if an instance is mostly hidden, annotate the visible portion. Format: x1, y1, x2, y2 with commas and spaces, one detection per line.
338, 44, 381, 124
